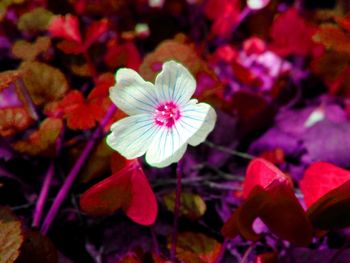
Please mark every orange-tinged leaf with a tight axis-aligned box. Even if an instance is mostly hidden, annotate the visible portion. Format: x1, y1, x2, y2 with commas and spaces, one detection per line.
0, 207, 24, 263
307, 178, 350, 230
162, 192, 206, 221
0, 107, 34, 138
66, 102, 104, 130
140, 39, 204, 82
314, 24, 350, 54
80, 160, 158, 225
300, 162, 350, 208
12, 37, 51, 61
173, 232, 221, 263
12, 117, 63, 157
0, 71, 21, 92
335, 16, 350, 32
20, 61, 69, 106
60, 90, 104, 130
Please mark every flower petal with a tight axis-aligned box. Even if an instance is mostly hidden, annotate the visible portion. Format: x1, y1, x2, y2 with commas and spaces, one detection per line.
106, 114, 159, 159
145, 102, 216, 167
110, 68, 159, 115
145, 126, 188, 168
155, 60, 196, 106
179, 102, 217, 146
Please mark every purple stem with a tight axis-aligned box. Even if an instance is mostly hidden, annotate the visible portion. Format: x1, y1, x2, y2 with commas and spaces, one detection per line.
32, 161, 55, 228
40, 105, 117, 234
215, 239, 228, 263
32, 126, 65, 228
150, 226, 160, 256
170, 160, 184, 261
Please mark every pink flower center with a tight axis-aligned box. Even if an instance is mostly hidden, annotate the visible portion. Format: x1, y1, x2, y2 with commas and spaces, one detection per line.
154, 102, 181, 128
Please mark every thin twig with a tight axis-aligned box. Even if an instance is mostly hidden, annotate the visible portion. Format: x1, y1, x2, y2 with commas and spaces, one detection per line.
204, 141, 255, 160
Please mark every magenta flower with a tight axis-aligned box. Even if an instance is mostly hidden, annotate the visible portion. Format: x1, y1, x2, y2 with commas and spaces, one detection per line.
106, 60, 217, 168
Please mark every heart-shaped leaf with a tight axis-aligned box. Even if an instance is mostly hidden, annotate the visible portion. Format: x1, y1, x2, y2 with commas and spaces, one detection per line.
223, 159, 312, 246
300, 162, 350, 208
80, 160, 158, 225
242, 158, 291, 198
307, 178, 350, 230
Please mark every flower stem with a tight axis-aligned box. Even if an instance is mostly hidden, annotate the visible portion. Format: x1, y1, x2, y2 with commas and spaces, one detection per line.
151, 226, 160, 256
32, 126, 65, 228
170, 160, 184, 261
40, 105, 116, 234
32, 161, 55, 228
215, 239, 228, 263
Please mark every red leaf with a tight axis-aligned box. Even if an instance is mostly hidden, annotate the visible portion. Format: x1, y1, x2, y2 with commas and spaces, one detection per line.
223, 160, 312, 245
48, 14, 82, 43
307, 179, 350, 230
57, 40, 83, 54
104, 40, 141, 71
84, 19, 108, 50
111, 152, 128, 173
88, 73, 115, 101
80, 160, 158, 226
242, 158, 290, 199
300, 162, 350, 208
124, 162, 158, 225
238, 182, 313, 246
59, 90, 105, 130
270, 8, 316, 56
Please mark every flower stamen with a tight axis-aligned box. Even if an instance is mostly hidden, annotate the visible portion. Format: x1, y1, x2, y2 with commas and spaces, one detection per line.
154, 102, 180, 128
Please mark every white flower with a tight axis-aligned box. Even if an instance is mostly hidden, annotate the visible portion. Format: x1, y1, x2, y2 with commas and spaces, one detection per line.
247, 0, 270, 10
106, 60, 217, 168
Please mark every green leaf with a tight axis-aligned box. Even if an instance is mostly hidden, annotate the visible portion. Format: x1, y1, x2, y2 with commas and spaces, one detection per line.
163, 192, 206, 221
20, 61, 69, 106
171, 232, 221, 263
17, 7, 54, 32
